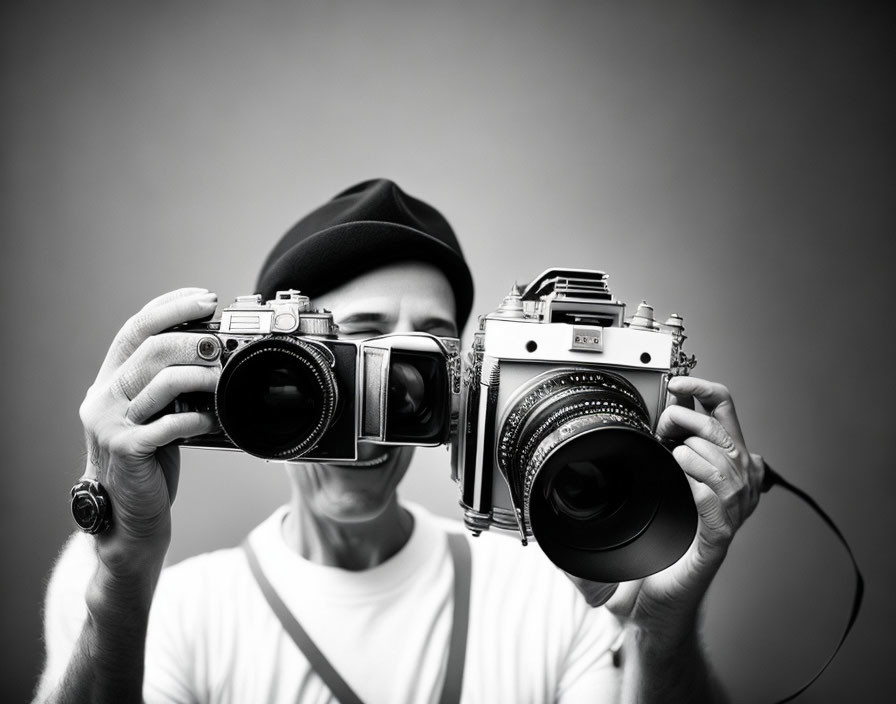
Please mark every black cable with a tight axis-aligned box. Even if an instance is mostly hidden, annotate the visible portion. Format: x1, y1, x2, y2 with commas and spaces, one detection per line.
761, 461, 865, 702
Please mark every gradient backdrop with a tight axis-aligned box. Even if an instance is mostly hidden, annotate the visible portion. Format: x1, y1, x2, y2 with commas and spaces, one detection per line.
2, 2, 893, 702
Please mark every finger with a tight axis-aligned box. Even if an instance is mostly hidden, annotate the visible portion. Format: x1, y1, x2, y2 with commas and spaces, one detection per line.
139, 287, 211, 312
111, 332, 220, 405
666, 376, 745, 447
126, 365, 220, 424
131, 411, 218, 453
685, 474, 735, 550
673, 439, 738, 498
665, 382, 695, 411
657, 405, 739, 454
96, 290, 218, 383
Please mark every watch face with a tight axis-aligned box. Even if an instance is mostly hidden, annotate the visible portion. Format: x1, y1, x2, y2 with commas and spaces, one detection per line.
72, 493, 100, 529
71, 480, 111, 534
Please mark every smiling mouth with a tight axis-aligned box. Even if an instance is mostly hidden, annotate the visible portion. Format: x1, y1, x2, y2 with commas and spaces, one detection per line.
339, 452, 391, 468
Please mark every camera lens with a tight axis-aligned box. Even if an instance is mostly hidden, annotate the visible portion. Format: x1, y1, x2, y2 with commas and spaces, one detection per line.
215, 337, 338, 460
497, 368, 696, 582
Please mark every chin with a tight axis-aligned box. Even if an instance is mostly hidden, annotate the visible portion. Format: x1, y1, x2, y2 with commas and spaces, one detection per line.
286, 446, 414, 522
319, 492, 397, 524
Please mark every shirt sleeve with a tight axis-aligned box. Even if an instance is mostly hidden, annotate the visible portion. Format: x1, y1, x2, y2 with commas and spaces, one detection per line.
143, 560, 203, 704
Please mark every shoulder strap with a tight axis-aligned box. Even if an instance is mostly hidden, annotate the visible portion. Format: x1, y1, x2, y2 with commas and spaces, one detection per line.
441, 533, 472, 704
242, 531, 472, 704
242, 537, 365, 704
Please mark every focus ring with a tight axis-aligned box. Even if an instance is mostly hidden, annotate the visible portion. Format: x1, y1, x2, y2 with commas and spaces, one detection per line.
497, 369, 648, 503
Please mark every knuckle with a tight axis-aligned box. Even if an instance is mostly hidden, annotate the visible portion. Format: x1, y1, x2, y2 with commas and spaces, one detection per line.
138, 387, 160, 416
78, 398, 92, 425
699, 414, 719, 438
714, 521, 735, 544
705, 416, 735, 451
143, 334, 169, 364
154, 332, 194, 366
128, 310, 153, 339
115, 368, 138, 400
117, 311, 151, 354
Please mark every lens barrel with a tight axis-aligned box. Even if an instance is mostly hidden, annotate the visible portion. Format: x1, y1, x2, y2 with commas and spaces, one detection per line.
215, 336, 339, 460
497, 368, 696, 582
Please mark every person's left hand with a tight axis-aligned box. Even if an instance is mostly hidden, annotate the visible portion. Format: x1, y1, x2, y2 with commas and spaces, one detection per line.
568, 376, 766, 646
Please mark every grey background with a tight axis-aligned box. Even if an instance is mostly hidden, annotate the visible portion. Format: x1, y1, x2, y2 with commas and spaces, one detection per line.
3, 1, 893, 702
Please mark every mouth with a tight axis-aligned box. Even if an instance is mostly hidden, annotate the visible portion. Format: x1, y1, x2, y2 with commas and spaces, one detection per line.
348, 452, 391, 468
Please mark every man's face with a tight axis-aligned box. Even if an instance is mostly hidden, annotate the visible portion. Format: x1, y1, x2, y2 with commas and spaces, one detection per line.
284, 260, 458, 524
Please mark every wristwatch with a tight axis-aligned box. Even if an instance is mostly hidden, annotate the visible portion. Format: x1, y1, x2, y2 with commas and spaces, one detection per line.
70, 479, 113, 534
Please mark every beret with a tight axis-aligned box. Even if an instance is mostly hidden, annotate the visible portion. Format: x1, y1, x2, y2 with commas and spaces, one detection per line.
256, 179, 474, 331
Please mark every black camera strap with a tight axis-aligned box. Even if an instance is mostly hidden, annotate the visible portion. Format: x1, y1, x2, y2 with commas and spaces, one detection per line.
242, 532, 472, 704
762, 461, 864, 703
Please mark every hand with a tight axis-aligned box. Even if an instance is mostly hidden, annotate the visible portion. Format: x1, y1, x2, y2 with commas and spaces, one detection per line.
570, 376, 765, 646
78, 288, 220, 569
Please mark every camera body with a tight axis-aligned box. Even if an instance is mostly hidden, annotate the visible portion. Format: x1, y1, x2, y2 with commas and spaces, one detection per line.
171, 290, 461, 462
452, 268, 698, 581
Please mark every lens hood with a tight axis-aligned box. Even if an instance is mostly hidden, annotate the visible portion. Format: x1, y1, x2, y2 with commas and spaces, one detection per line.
529, 426, 697, 582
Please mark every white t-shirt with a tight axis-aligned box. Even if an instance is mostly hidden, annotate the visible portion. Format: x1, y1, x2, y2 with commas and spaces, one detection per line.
145, 503, 622, 704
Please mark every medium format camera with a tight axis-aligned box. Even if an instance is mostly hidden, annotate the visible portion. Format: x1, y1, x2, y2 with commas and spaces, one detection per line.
169, 290, 461, 462
452, 268, 699, 582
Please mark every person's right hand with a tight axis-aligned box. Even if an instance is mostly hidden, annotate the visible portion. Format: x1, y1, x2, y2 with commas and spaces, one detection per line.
78, 288, 221, 572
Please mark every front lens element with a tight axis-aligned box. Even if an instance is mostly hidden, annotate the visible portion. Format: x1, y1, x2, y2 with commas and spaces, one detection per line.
548, 460, 624, 521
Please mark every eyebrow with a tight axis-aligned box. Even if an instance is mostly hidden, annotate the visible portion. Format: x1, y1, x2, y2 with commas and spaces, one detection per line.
338, 312, 458, 336
337, 312, 387, 324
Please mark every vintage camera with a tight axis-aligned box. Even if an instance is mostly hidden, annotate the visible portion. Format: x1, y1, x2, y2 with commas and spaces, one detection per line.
169, 290, 461, 462
452, 268, 699, 582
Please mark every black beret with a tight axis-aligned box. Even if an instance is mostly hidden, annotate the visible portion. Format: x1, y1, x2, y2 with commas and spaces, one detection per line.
256, 179, 475, 331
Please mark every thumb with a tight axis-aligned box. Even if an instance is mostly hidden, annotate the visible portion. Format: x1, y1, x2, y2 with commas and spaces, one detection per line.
604, 580, 643, 621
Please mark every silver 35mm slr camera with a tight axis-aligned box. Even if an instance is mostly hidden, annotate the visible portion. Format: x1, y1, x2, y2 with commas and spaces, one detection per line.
453, 269, 698, 582
167, 269, 697, 582
169, 290, 460, 462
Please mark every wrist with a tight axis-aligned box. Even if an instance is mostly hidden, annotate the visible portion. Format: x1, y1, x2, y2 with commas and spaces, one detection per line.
628, 619, 701, 663
622, 625, 727, 704
624, 597, 703, 654
93, 513, 170, 576
86, 558, 157, 629
87, 533, 167, 629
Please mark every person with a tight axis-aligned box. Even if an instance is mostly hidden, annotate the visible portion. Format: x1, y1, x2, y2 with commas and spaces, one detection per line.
35, 179, 766, 703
